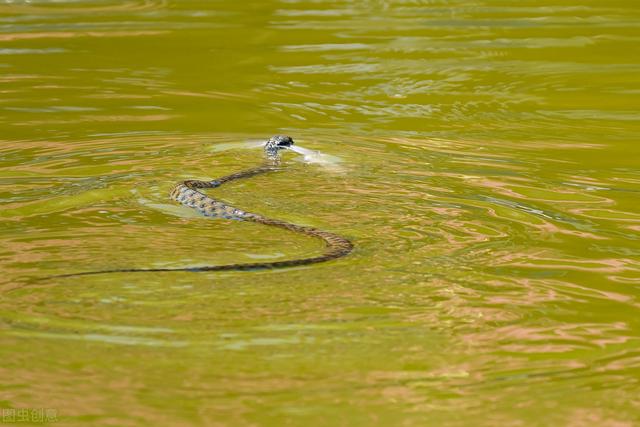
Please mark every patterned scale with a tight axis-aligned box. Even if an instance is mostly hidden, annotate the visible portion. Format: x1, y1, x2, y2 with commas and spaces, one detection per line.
170, 182, 247, 220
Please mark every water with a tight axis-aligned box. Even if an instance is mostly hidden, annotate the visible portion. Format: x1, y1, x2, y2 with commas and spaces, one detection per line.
1, 1, 639, 425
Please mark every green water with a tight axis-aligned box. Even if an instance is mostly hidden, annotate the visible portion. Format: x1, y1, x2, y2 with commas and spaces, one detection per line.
1, 1, 639, 425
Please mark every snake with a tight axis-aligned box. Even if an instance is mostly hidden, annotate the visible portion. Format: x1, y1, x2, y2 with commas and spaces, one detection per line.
48, 135, 353, 279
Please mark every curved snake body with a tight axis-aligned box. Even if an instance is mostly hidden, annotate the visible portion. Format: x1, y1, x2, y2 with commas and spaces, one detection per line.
48, 136, 353, 279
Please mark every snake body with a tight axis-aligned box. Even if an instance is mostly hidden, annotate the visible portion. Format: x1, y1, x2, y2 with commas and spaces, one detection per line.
49, 135, 352, 279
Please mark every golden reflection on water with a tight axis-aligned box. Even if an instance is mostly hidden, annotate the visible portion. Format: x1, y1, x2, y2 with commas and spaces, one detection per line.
0, 30, 168, 41
1, 0, 168, 15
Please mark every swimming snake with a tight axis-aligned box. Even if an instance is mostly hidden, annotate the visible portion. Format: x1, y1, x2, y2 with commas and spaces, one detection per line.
48, 135, 353, 279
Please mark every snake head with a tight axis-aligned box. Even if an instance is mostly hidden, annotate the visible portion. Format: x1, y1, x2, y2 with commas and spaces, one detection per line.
264, 135, 294, 156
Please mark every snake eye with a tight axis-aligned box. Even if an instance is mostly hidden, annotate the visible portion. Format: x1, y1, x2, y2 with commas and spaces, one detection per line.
279, 136, 294, 147
273, 135, 294, 148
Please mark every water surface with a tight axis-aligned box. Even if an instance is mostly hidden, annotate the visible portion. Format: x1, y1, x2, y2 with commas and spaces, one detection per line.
1, 1, 639, 425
